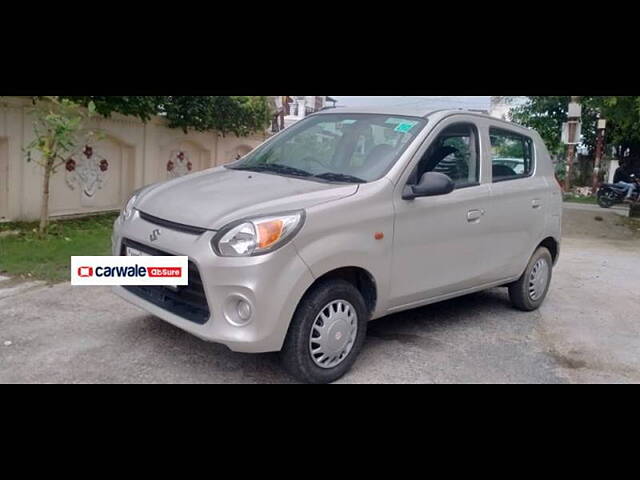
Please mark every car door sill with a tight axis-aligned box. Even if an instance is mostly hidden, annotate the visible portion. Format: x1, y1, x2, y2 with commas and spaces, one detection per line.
386, 276, 521, 314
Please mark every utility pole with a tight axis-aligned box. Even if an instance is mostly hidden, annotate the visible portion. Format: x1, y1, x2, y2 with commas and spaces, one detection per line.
563, 96, 582, 192
591, 117, 607, 193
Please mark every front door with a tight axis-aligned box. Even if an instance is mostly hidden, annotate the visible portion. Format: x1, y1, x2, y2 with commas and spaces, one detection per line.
389, 119, 495, 309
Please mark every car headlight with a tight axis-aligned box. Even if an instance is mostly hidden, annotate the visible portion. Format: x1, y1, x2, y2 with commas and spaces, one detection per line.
212, 211, 305, 257
121, 190, 142, 221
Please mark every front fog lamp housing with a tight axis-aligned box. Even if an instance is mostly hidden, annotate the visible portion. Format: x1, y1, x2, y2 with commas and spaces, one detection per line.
223, 295, 254, 327
212, 211, 305, 257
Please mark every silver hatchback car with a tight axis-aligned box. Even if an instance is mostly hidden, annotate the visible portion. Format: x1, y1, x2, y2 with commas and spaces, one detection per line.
112, 107, 562, 383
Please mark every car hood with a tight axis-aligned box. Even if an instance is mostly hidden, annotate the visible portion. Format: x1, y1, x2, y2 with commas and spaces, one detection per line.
136, 166, 358, 230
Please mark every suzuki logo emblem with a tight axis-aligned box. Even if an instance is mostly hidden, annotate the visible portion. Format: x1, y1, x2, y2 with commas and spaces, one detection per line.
150, 229, 161, 242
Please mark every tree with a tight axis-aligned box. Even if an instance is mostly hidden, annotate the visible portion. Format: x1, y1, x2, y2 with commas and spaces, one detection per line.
24, 97, 100, 234
50, 96, 272, 136
508, 96, 640, 159
22, 95, 272, 234
588, 96, 640, 159
56, 96, 163, 122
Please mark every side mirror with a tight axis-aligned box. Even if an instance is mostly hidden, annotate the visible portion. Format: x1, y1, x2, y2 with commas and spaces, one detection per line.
402, 172, 455, 200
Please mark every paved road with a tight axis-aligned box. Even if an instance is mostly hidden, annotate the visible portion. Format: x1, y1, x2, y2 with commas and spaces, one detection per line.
563, 201, 629, 216
1, 207, 639, 383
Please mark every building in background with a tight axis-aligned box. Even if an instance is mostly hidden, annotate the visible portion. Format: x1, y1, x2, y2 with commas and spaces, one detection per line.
271, 96, 335, 133
489, 96, 526, 121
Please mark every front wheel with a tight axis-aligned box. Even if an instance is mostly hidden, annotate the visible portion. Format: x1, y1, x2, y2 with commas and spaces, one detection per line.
280, 279, 368, 384
508, 247, 553, 311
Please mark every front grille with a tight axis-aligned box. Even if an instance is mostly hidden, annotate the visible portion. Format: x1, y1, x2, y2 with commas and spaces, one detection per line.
138, 210, 209, 235
120, 238, 210, 324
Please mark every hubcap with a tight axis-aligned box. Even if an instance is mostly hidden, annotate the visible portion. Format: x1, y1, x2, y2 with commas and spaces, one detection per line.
528, 258, 550, 301
309, 300, 358, 369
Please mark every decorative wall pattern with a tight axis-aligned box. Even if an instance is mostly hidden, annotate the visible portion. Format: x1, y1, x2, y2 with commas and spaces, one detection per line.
0, 97, 267, 221
65, 145, 110, 197
167, 150, 193, 178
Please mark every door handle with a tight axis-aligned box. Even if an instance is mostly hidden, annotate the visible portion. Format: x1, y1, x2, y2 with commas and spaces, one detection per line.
532, 199, 542, 209
467, 209, 484, 222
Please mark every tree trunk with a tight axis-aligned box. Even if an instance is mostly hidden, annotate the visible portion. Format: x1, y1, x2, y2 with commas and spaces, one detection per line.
39, 159, 53, 235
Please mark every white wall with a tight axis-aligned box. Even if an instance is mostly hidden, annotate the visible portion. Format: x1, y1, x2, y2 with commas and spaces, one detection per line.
0, 137, 7, 220
0, 97, 267, 221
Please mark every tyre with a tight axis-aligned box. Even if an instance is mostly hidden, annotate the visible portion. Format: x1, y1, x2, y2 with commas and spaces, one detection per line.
597, 190, 615, 208
280, 279, 368, 384
508, 247, 553, 311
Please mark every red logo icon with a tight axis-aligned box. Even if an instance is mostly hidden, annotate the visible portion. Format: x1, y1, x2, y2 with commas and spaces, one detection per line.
77, 266, 94, 277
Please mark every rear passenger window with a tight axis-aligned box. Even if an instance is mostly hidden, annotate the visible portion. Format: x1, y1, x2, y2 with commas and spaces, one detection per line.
490, 128, 534, 182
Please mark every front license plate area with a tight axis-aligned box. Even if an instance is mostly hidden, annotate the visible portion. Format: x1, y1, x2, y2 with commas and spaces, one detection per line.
126, 246, 179, 291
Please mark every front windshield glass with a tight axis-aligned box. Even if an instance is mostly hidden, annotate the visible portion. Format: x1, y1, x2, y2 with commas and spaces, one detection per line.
227, 113, 427, 183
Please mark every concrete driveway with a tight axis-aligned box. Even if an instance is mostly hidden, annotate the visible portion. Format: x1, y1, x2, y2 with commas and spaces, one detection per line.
1, 206, 639, 383
563, 201, 629, 216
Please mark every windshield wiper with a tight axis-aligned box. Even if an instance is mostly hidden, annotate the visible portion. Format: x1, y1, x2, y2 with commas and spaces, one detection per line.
313, 172, 366, 183
230, 164, 312, 178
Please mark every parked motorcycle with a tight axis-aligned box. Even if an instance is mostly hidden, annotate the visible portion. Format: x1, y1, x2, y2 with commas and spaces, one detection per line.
597, 174, 640, 208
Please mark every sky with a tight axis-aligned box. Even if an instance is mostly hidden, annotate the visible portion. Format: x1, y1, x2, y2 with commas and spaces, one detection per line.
330, 96, 492, 111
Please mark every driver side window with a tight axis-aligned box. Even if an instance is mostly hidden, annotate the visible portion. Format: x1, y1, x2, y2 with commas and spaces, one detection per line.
413, 123, 480, 188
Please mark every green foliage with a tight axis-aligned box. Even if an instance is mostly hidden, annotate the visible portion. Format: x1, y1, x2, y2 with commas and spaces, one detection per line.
24, 97, 100, 234
47, 96, 272, 136
510, 96, 581, 155
0, 213, 117, 283
25, 97, 99, 172
590, 96, 640, 157
510, 96, 640, 158
490, 134, 524, 158
56, 96, 163, 122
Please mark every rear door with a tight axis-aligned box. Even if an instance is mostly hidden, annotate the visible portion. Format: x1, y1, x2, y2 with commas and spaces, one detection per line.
486, 126, 548, 279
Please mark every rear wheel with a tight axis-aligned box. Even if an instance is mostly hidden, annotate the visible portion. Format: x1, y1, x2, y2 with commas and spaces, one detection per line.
597, 190, 615, 208
280, 279, 368, 384
508, 247, 553, 311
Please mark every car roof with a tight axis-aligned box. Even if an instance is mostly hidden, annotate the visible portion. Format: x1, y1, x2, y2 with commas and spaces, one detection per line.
315, 104, 444, 119
314, 106, 531, 131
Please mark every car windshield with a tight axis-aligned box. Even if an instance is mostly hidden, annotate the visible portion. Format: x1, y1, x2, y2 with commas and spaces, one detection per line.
227, 113, 427, 183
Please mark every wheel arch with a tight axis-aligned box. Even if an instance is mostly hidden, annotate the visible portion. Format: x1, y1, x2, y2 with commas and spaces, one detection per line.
538, 236, 559, 266
299, 266, 378, 318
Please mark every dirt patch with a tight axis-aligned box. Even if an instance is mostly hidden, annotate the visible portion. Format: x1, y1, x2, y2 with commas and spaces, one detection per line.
547, 349, 588, 370
563, 209, 640, 241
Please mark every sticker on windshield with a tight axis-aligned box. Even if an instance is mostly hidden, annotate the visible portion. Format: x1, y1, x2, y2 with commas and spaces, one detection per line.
385, 117, 418, 133
394, 121, 418, 133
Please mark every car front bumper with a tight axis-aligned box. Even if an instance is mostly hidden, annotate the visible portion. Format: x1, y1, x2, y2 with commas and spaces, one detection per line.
111, 211, 315, 353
